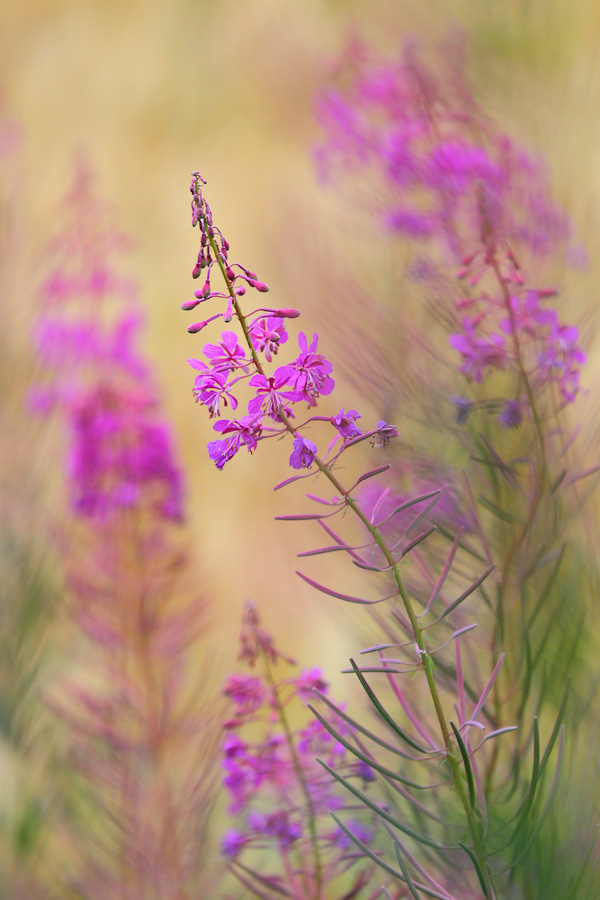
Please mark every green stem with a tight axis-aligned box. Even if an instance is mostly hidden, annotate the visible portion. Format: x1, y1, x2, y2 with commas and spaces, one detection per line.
262, 654, 323, 900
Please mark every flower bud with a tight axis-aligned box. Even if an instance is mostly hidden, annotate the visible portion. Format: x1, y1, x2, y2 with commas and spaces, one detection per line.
187, 321, 208, 333
181, 298, 201, 310
249, 280, 269, 292
274, 308, 301, 318
192, 264, 202, 279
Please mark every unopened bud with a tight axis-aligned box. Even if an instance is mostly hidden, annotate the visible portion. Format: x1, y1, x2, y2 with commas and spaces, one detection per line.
235, 286, 246, 296
226, 266, 235, 280
192, 264, 202, 279
274, 308, 301, 318
187, 321, 208, 333
249, 280, 269, 292
181, 298, 201, 311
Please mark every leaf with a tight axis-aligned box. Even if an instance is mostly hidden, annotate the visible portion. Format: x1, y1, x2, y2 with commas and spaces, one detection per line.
450, 721, 475, 811
458, 842, 491, 898
375, 490, 441, 529
296, 572, 396, 605
349, 659, 426, 753
349, 464, 392, 490
433, 566, 495, 624
400, 527, 436, 558
393, 842, 421, 900
420, 528, 463, 617
477, 495, 521, 525
318, 760, 444, 849
313, 688, 423, 761
308, 703, 428, 789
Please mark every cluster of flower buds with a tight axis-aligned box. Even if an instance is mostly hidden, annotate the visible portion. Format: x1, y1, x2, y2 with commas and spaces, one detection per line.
183, 173, 398, 470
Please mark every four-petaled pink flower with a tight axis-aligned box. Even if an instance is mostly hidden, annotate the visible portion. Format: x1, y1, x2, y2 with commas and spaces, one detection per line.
189, 360, 239, 417
248, 316, 288, 363
248, 368, 297, 419
331, 408, 362, 438
288, 332, 335, 406
202, 330, 249, 373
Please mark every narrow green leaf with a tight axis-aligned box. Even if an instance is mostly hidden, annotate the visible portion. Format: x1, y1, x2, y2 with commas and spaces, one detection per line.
477, 494, 521, 525
459, 841, 491, 898
317, 759, 444, 850
392, 842, 421, 900
435, 565, 495, 623
508, 717, 540, 846
308, 704, 428, 789
313, 689, 423, 761
450, 721, 475, 811
349, 659, 426, 753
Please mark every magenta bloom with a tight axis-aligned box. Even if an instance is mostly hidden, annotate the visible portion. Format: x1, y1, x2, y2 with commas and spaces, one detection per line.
207, 415, 263, 469
289, 435, 318, 469
248, 315, 288, 362
223, 674, 266, 714
331, 408, 362, 438
248, 368, 297, 419
287, 332, 335, 406
189, 361, 238, 418
202, 330, 248, 372
449, 321, 507, 382
293, 668, 329, 699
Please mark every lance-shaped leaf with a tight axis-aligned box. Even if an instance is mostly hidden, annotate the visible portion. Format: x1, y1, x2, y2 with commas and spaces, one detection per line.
317, 518, 368, 564
308, 703, 429, 789
506, 716, 540, 847
230, 860, 290, 898
275, 507, 343, 522
478, 494, 521, 525
471, 654, 505, 722
458, 841, 491, 898
349, 658, 426, 753
400, 527, 436, 559
428, 565, 495, 626
508, 727, 565, 872
419, 528, 463, 617
405, 493, 442, 536
375, 490, 441, 529
348, 464, 392, 492
450, 721, 475, 811
313, 688, 426, 762
318, 760, 444, 849
297, 541, 373, 559
296, 571, 397, 605
393, 841, 421, 900
273, 472, 315, 491
332, 814, 456, 900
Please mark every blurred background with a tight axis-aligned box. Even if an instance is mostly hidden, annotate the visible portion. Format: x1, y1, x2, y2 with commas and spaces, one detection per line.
1, 0, 600, 894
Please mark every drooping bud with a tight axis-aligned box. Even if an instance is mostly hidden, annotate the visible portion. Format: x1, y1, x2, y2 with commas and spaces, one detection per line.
249, 280, 269, 293
188, 321, 208, 333
181, 299, 201, 311
192, 264, 202, 279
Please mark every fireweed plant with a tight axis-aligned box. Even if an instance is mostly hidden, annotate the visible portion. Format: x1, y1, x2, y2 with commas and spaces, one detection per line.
313, 36, 598, 897
182, 168, 577, 900
32, 165, 214, 899
221, 601, 383, 900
